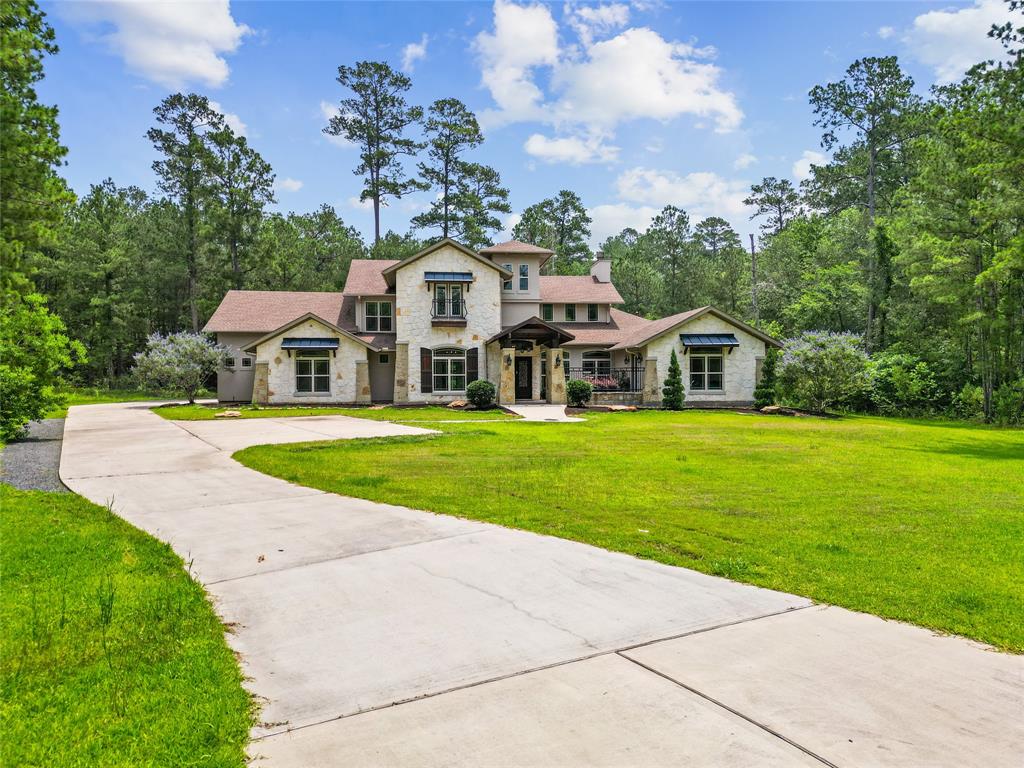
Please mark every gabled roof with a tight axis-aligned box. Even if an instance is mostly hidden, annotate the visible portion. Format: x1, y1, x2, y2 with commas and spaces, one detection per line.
380, 238, 513, 286
487, 316, 576, 346
202, 290, 345, 333
554, 308, 651, 347
480, 240, 554, 255
540, 275, 623, 304
343, 259, 399, 295
610, 306, 782, 350
242, 312, 379, 353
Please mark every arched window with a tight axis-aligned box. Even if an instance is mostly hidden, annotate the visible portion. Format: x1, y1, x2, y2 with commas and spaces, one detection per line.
432, 347, 466, 393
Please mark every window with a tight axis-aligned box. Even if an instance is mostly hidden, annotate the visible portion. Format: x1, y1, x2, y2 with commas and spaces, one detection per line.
432, 284, 465, 317
519, 263, 529, 291
241, 357, 252, 368
502, 264, 512, 291
379, 353, 390, 364
689, 347, 724, 391
224, 357, 236, 369
432, 347, 466, 392
541, 303, 553, 321
365, 300, 393, 332
562, 350, 571, 378
587, 304, 599, 322
582, 351, 611, 376
564, 304, 576, 322
296, 350, 330, 393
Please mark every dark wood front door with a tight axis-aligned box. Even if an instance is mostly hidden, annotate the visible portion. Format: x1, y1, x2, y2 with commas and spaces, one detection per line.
515, 357, 533, 400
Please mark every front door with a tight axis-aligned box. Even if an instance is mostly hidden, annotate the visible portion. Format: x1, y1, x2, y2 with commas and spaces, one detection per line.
515, 357, 533, 400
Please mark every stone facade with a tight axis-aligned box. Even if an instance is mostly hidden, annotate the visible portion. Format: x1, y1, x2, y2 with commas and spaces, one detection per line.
546, 347, 566, 404
498, 347, 516, 405
253, 317, 369, 404
394, 244, 504, 403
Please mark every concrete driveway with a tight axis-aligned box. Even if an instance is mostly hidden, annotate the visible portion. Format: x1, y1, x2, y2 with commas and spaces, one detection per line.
60, 403, 1023, 767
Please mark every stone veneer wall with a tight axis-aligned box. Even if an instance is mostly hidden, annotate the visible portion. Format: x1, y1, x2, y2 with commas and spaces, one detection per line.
395, 244, 504, 402
254, 317, 368, 404
643, 313, 767, 404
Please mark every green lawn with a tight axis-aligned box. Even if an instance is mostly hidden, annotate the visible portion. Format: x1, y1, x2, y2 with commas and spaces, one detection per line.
46, 388, 214, 418
0, 485, 253, 766
153, 403, 517, 422
235, 411, 1024, 652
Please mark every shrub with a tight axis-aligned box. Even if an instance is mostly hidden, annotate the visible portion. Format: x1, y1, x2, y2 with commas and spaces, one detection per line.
992, 379, 1024, 426
777, 331, 869, 412
566, 379, 593, 407
133, 332, 226, 404
951, 384, 985, 421
753, 348, 779, 409
661, 349, 684, 410
466, 379, 496, 408
867, 352, 939, 415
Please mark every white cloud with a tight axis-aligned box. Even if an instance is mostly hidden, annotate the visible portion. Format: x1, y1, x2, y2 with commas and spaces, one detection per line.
347, 196, 374, 211
319, 100, 354, 148
733, 152, 757, 169
276, 177, 303, 193
401, 34, 429, 72
645, 137, 664, 154
877, 26, 895, 40
208, 100, 246, 136
792, 149, 827, 182
523, 132, 619, 164
567, 3, 630, 46
614, 166, 752, 230
903, 0, 1015, 83
588, 203, 660, 246
61, 0, 250, 89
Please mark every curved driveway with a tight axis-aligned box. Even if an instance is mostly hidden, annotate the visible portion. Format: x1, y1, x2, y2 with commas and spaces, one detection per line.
60, 403, 1023, 767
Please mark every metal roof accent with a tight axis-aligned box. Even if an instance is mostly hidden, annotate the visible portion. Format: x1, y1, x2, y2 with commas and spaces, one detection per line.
281, 338, 341, 349
680, 333, 739, 346
424, 271, 473, 282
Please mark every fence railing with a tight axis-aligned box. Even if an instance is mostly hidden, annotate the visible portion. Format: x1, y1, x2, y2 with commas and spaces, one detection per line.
566, 366, 644, 392
430, 299, 466, 319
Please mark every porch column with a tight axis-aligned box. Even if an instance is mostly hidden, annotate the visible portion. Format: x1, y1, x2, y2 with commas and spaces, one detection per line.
499, 346, 516, 405
252, 361, 269, 405
393, 342, 409, 403
547, 347, 566, 405
642, 356, 661, 405
355, 358, 371, 404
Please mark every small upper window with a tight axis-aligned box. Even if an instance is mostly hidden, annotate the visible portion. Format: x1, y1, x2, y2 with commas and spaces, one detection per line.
541, 303, 553, 321
587, 304, 599, 322
379, 353, 390, 364
365, 301, 393, 332
519, 263, 529, 291
564, 304, 576, 322
502, 264, 512, 291
224, 357, 236, 368
241, 357, 252, 368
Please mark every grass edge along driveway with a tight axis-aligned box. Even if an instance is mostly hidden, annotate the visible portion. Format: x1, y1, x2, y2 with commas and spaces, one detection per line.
235, 411, 1024, 653
0, 485, 254, 767
153, 403, 517, 422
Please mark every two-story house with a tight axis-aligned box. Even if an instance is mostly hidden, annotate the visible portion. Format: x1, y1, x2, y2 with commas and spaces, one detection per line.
203, 238, 780, 407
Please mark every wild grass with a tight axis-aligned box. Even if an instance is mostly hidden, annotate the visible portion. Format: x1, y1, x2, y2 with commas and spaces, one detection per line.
0, 485, 253, 766
45, 387, 214, 418
153, 403, 517, 422
235, 410, 1024, 652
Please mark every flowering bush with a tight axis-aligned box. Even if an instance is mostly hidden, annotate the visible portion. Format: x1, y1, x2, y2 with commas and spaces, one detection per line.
777, 331, 869, 412
133, 332, 226, 404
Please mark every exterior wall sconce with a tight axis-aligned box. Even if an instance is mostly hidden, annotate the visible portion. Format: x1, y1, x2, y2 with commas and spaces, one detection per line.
504, 353, 512, 367
555, 354, 561, 368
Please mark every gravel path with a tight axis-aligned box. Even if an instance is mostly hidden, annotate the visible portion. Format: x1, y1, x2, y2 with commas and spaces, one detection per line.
0, 418, 68, 492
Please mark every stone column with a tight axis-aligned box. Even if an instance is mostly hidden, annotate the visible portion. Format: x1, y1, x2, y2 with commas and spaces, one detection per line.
252, 361, 269, 405
546, 347, 566, 404
393, 342, 409, 403
355, 358, 371, 404
531, 346, 542, 400
498, 346, 516, 405
642, 356, 661, 406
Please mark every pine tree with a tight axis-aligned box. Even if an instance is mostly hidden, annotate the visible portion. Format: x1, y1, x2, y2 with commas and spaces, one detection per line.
662, 349, 685, 410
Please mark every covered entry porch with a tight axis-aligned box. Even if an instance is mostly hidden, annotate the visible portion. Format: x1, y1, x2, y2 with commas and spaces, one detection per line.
486, 318, 575, 406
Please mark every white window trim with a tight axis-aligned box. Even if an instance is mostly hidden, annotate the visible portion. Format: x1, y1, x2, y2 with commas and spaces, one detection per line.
587, 303, 599, 322
564, 304, 576, 322
295, 350, 331, 396
364, 299, 393, 332
502, 264, 513, 291
432, 346, 467, 394
518, 263, 529, 292
688, 347, 725, 392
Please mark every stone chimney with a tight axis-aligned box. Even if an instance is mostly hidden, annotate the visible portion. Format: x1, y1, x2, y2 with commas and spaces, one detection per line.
590, 251, 611, 283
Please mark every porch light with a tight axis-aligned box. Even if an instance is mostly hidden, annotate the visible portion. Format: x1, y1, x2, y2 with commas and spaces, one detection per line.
504, 353, 512, 367
555, 353, 561, 368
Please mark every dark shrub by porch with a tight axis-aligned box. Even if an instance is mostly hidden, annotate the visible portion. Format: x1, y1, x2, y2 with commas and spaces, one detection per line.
466, 379, 496, 408
567, 379, 593, 407
662, 349, 684, 410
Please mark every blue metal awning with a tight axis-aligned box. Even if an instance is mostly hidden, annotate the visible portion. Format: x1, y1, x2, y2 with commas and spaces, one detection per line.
281, 338, 340, 350
680, 333, 739, 347
424, 271, 473, 282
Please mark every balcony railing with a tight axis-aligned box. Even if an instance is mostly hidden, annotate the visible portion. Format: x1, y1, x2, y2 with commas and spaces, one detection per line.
431, 299, 466, 319
566, 367, 644, 392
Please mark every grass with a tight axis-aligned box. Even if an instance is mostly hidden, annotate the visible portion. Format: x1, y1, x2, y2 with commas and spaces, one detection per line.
235, 410, 1024, 652
153, 403, 518, 422
0, 485, 253, 766
45, 387, 214, 419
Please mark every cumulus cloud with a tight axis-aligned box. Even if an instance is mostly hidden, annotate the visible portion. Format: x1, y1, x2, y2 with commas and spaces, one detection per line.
877, 26, 895, 40
401, 34, 429, 72
566, 2, 630, 46
903, 0, 1015, 83
347, 196, 374, 211
208, 100, 246, 136
792, 149, 827, 182
524, 132, 619, 164
612, 166, 753, 234
588, 203, 660, 246
320, 100, 354, 148
733, 152, 757, 169
276, 177, 303, 193
61, 0, 250, 89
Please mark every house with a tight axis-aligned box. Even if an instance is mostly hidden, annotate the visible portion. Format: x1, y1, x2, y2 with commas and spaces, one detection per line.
203, 238, 781, 407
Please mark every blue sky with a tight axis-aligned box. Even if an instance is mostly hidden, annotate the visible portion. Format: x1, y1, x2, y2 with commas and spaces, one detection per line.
40, 0, 1013, 246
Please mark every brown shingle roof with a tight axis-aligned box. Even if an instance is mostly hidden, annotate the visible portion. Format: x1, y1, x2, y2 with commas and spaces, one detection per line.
553, 308, 652, 347
609, 307, 707, 350
540, 276, 624, 304
202, 290, 346, 333
480, 240, 554, 255
342, 259, 398, 295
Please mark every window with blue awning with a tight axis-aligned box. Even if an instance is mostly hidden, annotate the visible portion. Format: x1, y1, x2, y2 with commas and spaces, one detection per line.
680, 333, 739, 347
424, 271, 473, 282
281, 338, 339, 350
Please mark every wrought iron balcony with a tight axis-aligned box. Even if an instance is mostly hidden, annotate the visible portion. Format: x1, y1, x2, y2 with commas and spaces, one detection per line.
430, 299, 467, 323
566, 366, 645, 392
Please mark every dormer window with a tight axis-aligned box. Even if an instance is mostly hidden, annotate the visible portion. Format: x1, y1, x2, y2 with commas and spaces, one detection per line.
519, 263, 529, 291
365, 301, 393, 332
588, 304, 599, 322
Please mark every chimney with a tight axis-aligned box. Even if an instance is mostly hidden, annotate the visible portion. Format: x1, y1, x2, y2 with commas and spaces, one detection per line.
590, 251, 611, 283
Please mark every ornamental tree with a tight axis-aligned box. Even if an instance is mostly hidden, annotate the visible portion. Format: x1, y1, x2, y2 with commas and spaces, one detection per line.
132, 332, 225, 403
662, 349, 685, 410
777, 331, 869, 412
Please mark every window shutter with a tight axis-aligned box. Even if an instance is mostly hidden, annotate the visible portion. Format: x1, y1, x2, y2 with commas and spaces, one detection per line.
420, 348, 433, 393
466, 347, 479, 384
